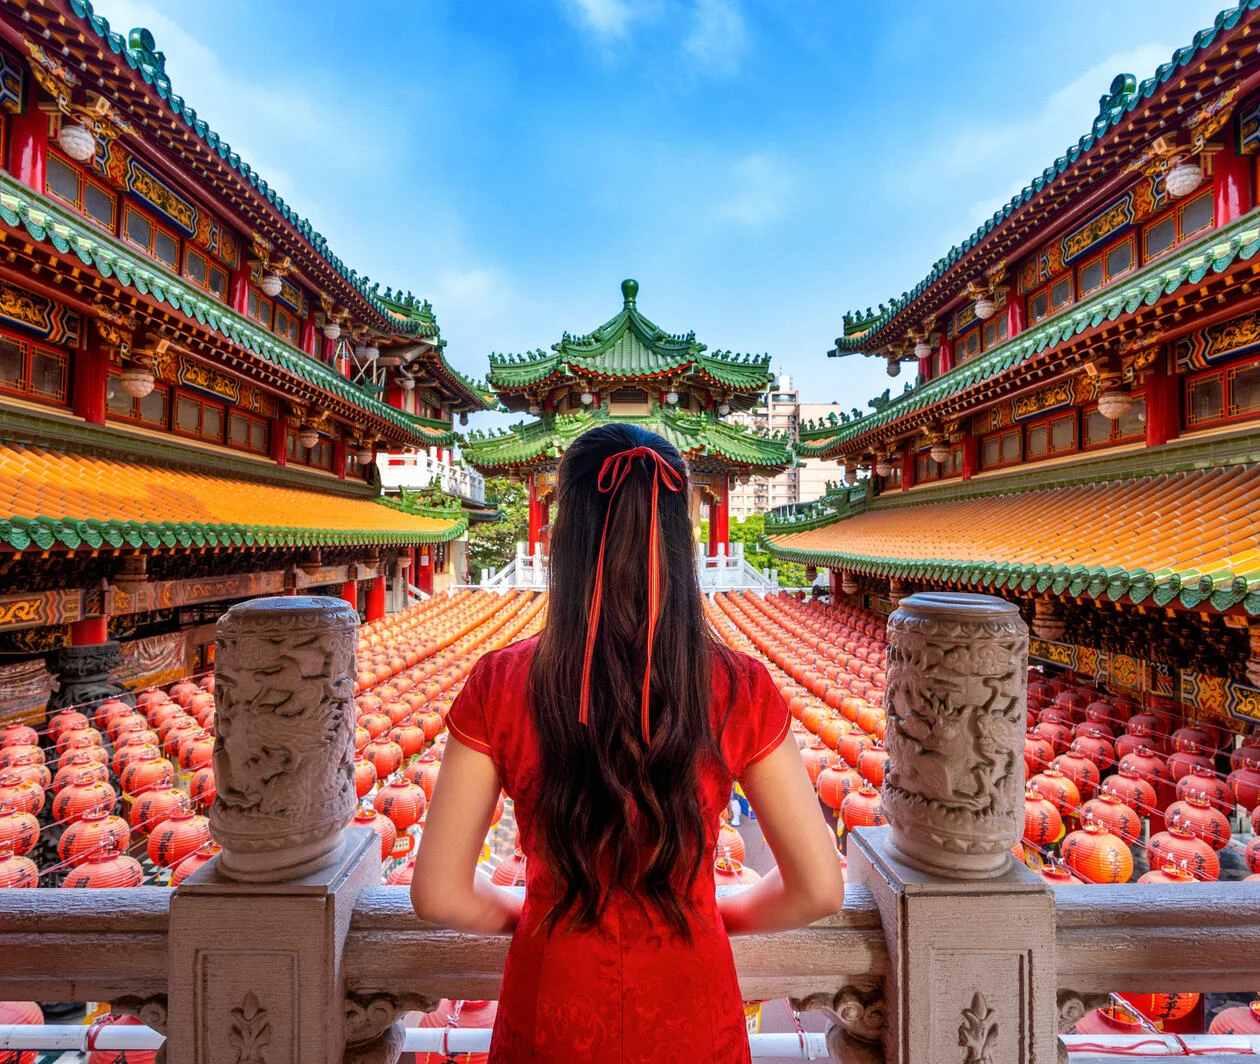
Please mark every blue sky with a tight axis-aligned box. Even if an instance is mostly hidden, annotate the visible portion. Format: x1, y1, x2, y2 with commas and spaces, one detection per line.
93, 0, 1228, 422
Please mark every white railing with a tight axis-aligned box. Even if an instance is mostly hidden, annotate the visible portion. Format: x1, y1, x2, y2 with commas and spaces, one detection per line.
697, 543, 778, 591
377, 449, 486, 504
406, 582, 430, 602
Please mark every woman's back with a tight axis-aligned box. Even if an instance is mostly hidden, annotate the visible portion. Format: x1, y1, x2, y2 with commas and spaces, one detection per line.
445, 632, 790, 1063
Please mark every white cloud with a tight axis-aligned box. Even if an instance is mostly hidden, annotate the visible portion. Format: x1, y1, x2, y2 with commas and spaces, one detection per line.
564, 0, 638, 38
714, 153, 795, 227
683, 0, 748, 76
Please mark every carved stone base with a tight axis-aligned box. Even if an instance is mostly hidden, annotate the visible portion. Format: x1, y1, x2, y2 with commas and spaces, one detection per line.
45, 641, 129, 714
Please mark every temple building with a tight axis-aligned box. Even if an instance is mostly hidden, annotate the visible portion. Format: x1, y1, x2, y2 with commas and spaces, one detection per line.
0, 4, 488, 717
770, 21, 1260, 729
462, 279, 794, 580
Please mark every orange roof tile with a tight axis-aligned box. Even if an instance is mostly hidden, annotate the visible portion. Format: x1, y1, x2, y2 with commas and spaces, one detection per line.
0, 444, 465, 552
768, 466, 1260, 612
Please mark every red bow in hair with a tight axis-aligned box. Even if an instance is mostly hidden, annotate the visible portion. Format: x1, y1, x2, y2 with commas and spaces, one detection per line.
578, 446, 685, 744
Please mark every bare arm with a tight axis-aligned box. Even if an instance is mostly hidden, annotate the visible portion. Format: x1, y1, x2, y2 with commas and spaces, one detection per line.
410, 736, 523, 934
717, 734, 845, 934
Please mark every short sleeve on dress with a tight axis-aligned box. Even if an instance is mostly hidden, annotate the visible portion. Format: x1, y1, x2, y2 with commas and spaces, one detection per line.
737, 657, 792, 775
445, 657, 492, 756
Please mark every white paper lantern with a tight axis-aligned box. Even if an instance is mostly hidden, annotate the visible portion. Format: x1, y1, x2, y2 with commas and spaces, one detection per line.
528, 403, 541, 415
929, 440, 951, 464
322, 321, 341, 341
913, 340, 931, 360
355, 444, 375, 463
359, 344, 379, 362
397, 375, 415, 391
665, 390, 680, 405
297, 427, 319, 449
717, 402, 730, 416
875, 457, 892, 478
260, 272, 283, 298
119, 367, 155, 398
1164, 161, 1203, 199
844, 467, 858, 485
974, 294, 997, 320
579, 391, 594, 406
885, 356, 901, 377
58, 122, 97, 162
1097, 389, 1134, 420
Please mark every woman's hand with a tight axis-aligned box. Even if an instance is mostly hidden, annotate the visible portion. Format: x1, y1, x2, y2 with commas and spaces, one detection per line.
717, 735, 845, 934
411, 736, 523, 934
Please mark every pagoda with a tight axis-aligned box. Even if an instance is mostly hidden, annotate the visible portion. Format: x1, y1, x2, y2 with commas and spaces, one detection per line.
0, 4, 488, 719
463, 279, 794, 558
770, 8, 1260, 730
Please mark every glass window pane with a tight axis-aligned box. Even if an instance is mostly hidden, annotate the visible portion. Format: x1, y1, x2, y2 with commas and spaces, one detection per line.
106, 374, 132, 416
176, 396, 200, 433
29, 350, 65, 399
46, 155, 80, 204
1000, 432, 1021, 462
1026, 424, 1048, 457
286, 431, 297, 457
1085, 409, 1112, 446
1029, 293, 1049, 322
248, 290, 259, 318
83, 183, 114, 226
1117, 396, 1146, 439
1145, 216, 1176, 258
250, 420, 268, 452
185, 250, 208, 285
1188, 376, 1224, 425
0, 337, 25, 389
201, 405, 223, 441
1079, 259, 1104, 294
209, 267, 228, 299
1050, 415, 1075, 452
229, 412, 249, 445
1050, 278, 1071, 309
1232, 362, 1260, 416
982, 438, 1000, 468
126, 210, 152, 249
1180, 193, 1213, 237
1106, 241, 1133, 278
153, 229, 178, 267
138, 388, 166, 426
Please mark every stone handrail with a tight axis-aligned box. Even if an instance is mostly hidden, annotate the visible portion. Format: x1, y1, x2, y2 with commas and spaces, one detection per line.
3, 592, 1260, 1063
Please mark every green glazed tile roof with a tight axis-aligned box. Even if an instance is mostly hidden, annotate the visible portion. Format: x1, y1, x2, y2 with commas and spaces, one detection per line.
0, 174, 448, 445
65, 1, 442, 342
806, 210, 1260, 458
462, 406, 794, 472
832, 0, 1260, 352
487, 279, 773, 393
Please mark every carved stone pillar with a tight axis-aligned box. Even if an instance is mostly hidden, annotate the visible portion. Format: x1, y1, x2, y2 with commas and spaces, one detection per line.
847, 592, 1056, 1064
167, 596, 381, 1064
45, 641, 130, 714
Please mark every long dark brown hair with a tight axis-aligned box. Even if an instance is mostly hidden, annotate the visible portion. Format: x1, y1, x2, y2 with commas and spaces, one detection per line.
529, 423, 733, 940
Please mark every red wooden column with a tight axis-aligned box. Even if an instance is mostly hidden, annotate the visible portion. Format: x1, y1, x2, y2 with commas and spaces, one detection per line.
960, 432, 979, 480
299, 318, 318, 358
73, 343, 108, 425
333, 433, 347, 480
900, 450, 915, 492
414, 547, 434, 595
228, 269, 250, 316
527, 471, 544, 555
1214, 134, 1252, 226
270, 416, 289, 466
9, 105, 47, 192
1006, 289, 1026, 341
70, 617, 108, 646
917, 354, 931, 382
938, 339, 954, 376
340, 581, 358, 610
366, 578, 386, 622
709, 474, 730, 555
1145, 350, 1181, 448
829, 568, 841, 600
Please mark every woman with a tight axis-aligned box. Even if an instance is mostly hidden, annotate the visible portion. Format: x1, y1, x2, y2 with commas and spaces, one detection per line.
412, 424, 844, 1063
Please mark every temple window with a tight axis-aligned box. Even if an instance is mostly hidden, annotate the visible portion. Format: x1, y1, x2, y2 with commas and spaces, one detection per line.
1083, 395, 1146, 447
1185, 356, 1260, 429
247, 288, 274, 328
274, 305, 301, 345
915, 444, 962, 482
884, 464, 902, 488
1025, 411, 1077, 459
955, 328, 981, 362
1077, 235, 1135, 296
286, 428, 335, 470
1142, 190, 1213, 261
981, 315, 1008, 349
183, 247, 228, 301
980, 427, 1022, 469
1027, 275, 1074, 325
44, 151, 116, 230
106, 372, 169, 426
227, 410, 270, 454
609, 388, 649, 415
0, 331, 68, 406
173, 389, 226, 443
123, 204, 180, 269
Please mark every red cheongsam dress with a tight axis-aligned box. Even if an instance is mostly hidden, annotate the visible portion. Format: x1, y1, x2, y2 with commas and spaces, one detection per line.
444, 634, 791, 1064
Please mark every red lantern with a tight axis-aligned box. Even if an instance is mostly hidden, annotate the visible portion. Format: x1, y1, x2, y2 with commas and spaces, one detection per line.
130, 786, 185, 834
1, 724, 39, 748
716, 823, 745, 864
714, 856, 762, 890
58, 737, 110, 774
1023, 735, 1055, 775
817, 766, 862, 810
1022, 791, 1063, 846
353, 757, 378, 799
1062, 822, 1133, 884
390, 724, 427, 760
190, 766, 217, 809
1079, 794, 1141, 845
52, 775, 116, 825
1228, 761, 1260, 812
55, 723, 104, 757
358, 712, 392, 739
112, 736, 161, 776
0, 772, 43, 816
147, 806, 212, 868
491, 849, 527, 886
1027, 768, 1080, 816
85, 1011, 158, 1064
0, 804, 39, 855
1100, 768, 1156, 817
1209, 999, 1260, 1035
1164, 794, 1230, 850
1176, 766, 1233, 815
1070, 734, 1115, 771
1118, 749, 1170, 791
1033, 722, 1072, 755
63, 847, 144, 888
800, 741, 834, 784
59, 806, 129, 866
48, 710, 90, 744
857, 746, 888, 788
171, 840, 222, 887
407, 755, 442, 803
1049, 751, 1100, 798
374, 776, 427, 832
351, 804, 396, 861
0, 999, 43, 1064
840, 783, 885, 833
1137, 861, 1197, 884
1148, 824, 1220, 881
1038, 863, 1084, 887
1228, 743, 1260, 773
386, 858, 415, 886
4, 753, 50, 790
0, 844, 38, 887
1244, 836, 1259, 875
364, 737, 404, 780
0, 744, 43, 770
121, 755, 175, 797
177, 731, 215, 772
1118, 992, 1199, 1023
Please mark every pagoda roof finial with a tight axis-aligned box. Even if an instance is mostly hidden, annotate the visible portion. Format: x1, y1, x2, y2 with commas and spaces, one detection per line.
621, 278, 639, 307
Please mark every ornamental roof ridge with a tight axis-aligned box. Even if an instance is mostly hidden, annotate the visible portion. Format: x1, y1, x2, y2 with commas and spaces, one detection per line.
64, 1, 442, 343
831, 0, 1260, 354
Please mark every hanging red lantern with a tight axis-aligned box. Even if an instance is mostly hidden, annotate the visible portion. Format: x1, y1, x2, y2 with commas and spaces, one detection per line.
407, 755, 442, 803
1228, 743, 1260, 773
59, 806, 130, 866
0, 844, 38, 887
817, 765, 862, 810
145, 700, 183, 731
358, 712, 392, 739
1033, 721, 1072, 756
52, 775, 116, 825
716, 823, 745, 864
1118, 992, 1199, 1023
857, 746, 888, 788
112, 736, 161, 775
0, 999, 43, 1064
818, 715, 847, 751
364, 736, 404, 780
1038, 863, 1084, 887
1100, 768, 1156, 817
841, 783, 885, 833
3, 752, 50, 790
714, 856, 762, 890
47, 710, 90, 744
1137, 861, 1197, 884
0, 803, 39, 855
85, 1011, 158, 1064
387, 858, 415, 886
171, 840, 222, 886
351, 803, 396, 861
1062, 821, 1133, 884
1148, 824, 1220, 881
58, 736, 110, 774
1244, 836, 1259, 874
1027, 768, 1080, 816
0, 772, 43, 816
147, 805, 212, 868
1171, 726, 1216, 755
491, 849, 527, 886
55, 723, 104, 757
1070, 733, 1115, 771
1165, 749, 1213, 782
169, 680, 201, 707
121, 755, 176, 797
1079, 794, 1141, 845
129, 786, 185, 834
1228, 759, 1260, 811
1070, 1003, 1147, 1036
106, 711, 149, 745
1175, 766, 1233, 815
190, 766, 217, 809
1209, 999, 1260, 1035
353, 757, 378, 799
1118, 750, 1169, 792
373, 776, 427, 832
1022, 790, 1063, 846
1, 724, 39, 748
800, 740, 833, 785
354, 725, 370, 753
1164, 793, 1230, 850
1023, 735, 1055, 775
62, 846, 144, 888
1049, 751, 1100, 798
161, 716, 199, 758
390, 724, 427, 759
0, 744, 43, 770
177, 731, 215, 772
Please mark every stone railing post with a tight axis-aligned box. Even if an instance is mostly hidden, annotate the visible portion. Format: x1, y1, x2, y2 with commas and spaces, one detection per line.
846, 592, 1056, 1064
167, 597, 384, 1064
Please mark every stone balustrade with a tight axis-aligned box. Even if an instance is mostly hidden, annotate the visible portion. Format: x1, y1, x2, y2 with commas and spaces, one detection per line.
1, 592, 1258, 1063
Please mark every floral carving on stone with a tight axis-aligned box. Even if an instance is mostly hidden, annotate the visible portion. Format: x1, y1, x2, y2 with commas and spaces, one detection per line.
882, 593, 1028, 878
229, 991, 271, 1064
211, 596, 358, 880
958, 992, 998, 1064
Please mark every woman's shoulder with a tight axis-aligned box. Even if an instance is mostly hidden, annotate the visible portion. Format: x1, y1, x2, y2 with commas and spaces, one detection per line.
710, 644, 772, 697
469, 633, 539, 687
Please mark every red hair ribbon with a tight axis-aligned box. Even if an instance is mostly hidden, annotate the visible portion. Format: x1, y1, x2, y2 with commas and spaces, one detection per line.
578, 445, 684, 744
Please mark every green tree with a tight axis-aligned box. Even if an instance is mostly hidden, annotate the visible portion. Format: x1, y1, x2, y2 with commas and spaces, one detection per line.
700, 515, 810, 587
467, 476, 529, 576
